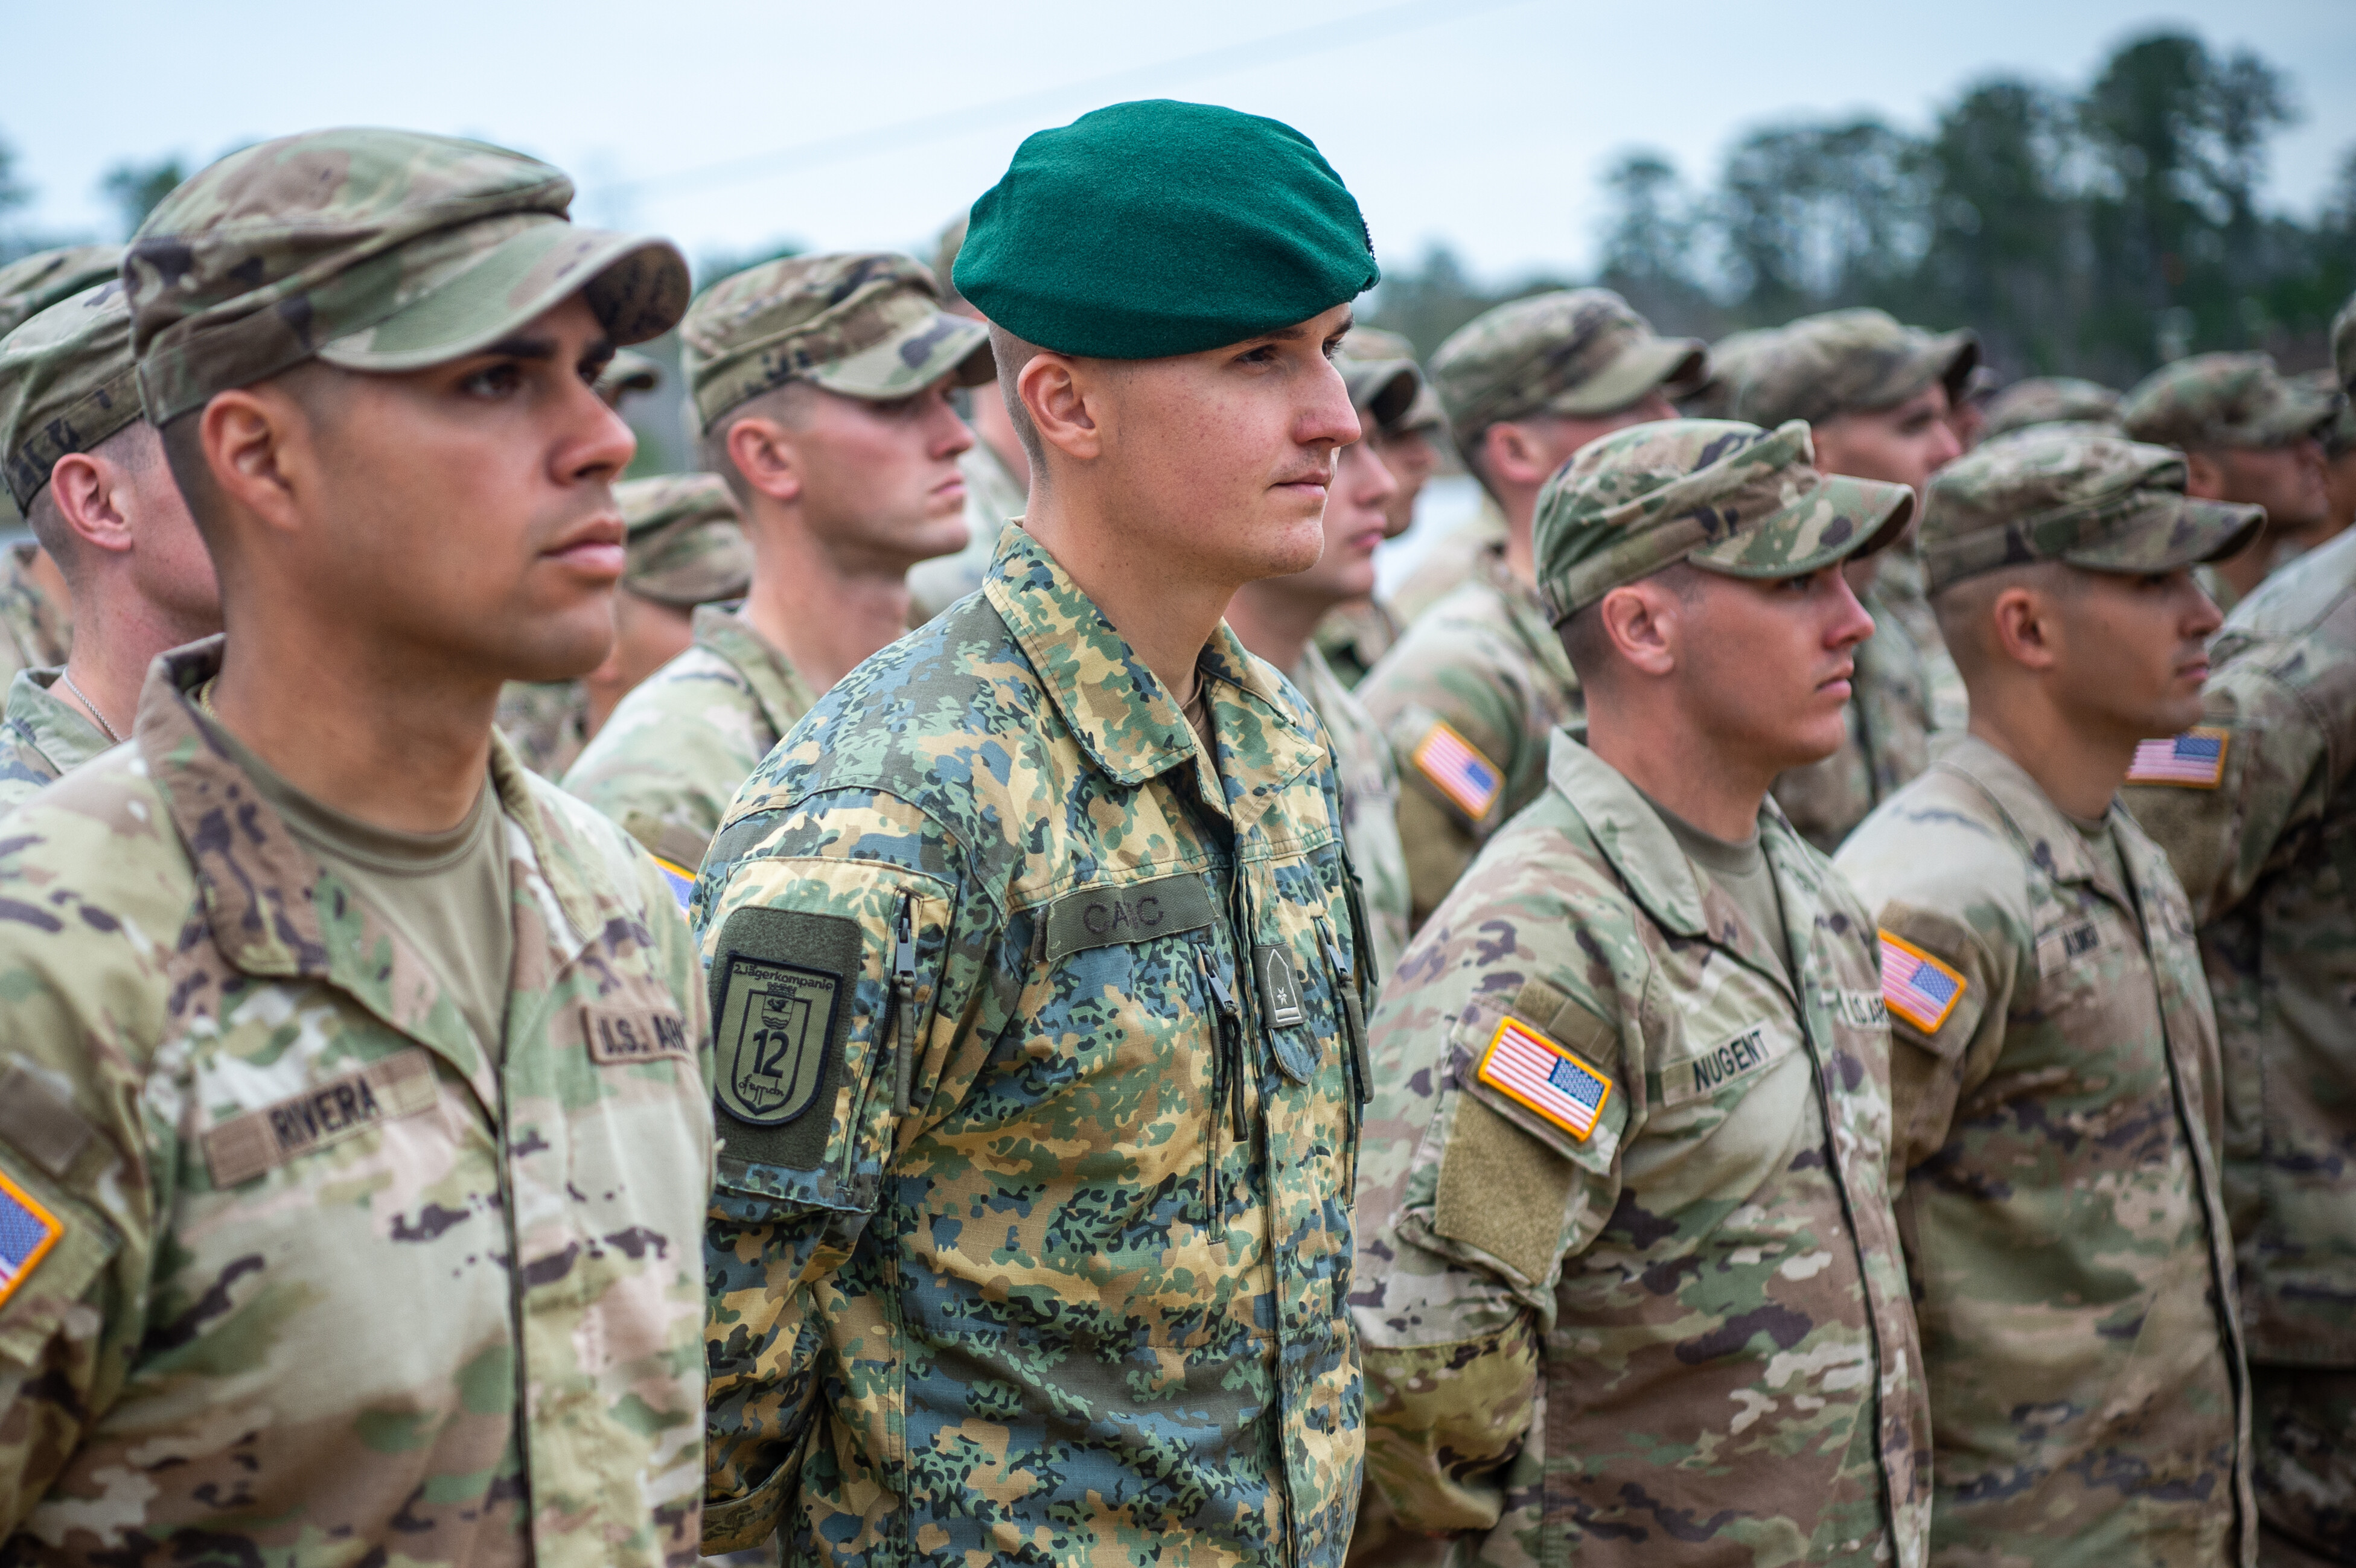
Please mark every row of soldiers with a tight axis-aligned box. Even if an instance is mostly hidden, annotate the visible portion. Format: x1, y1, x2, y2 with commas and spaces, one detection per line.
0, 96, 2353, 1568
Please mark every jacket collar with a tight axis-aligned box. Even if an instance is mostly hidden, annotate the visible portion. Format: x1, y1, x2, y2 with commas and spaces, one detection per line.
4, 666, 107, 777
1939, 734, 2130, 907
136, 639, 611, 1095
983, 526, 1326, 824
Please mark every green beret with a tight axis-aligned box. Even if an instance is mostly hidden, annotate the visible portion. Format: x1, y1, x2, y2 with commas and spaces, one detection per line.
0, 282, 142, 510
954, 100, 1378, 359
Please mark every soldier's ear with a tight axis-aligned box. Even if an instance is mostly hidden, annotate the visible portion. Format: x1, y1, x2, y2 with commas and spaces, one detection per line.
724, 415, 805, 506
1598, 581, 1678, 678
1017, 350, 1102, 464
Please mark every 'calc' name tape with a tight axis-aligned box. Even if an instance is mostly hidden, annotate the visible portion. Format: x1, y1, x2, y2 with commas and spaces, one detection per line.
1879, 929, 1967, 1034
1476, 1016, 1612, 1141
0, 1168, 63, 1311
1413, 721, 1503, 821
2126, 727, 2227, 788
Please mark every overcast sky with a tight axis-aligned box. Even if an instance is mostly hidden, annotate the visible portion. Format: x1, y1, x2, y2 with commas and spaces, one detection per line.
8, 0, 2352, 287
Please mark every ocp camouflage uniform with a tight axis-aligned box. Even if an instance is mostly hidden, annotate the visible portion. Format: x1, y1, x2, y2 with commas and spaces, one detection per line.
497, 676, 594, 777
1359, 543, 1581, 924
1737, 310, 1979, 851
1387, 496, 1505, 626
694, 527, 1373, 1564
0, 543, 70, 694
1981, 376, 2124, 441
1354, 418, 1930, 1568
2127, 521, 2356, 1564
0, 666, 108, 811
1840, 738, 2255, 1565
1295, 640, 1410, 978
0, 244, 121, 544
1353, 731, 1930, 1568
0, 641, 715, 1564
563, 602, 817, 880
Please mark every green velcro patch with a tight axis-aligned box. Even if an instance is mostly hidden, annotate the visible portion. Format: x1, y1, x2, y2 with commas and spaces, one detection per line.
1043, 872, 1217, 962
1435, 1094, 1575, 1289
710, 906, 864, 1173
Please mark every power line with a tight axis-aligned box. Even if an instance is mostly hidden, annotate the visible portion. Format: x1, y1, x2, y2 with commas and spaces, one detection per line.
602, 0, 1533, 202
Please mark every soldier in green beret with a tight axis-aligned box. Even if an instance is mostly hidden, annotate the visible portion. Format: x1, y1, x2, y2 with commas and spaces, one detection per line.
2122, 296, 2356, 1568
1353, 417, 1930, 1567
693, 97, 1379, 1565
496, 470, 752, 781
2123, 352, 2343, 614
0, 128, 716, 1565
0, 279, 220, 811
1837, 427, 2259, 1566
0, 246, 121, 690
1736, 307, 1979, 851
562, 250, 988, 881
1361, 289, 1707, 926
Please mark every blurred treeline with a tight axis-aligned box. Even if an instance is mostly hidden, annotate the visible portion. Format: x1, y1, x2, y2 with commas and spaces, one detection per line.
1370, 29, 2355, 384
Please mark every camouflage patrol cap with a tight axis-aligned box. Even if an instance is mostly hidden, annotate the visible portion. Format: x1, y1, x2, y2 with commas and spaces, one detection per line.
1920, 425, 2262, 593
1675, 327, 1780, 421
616, 472, 751, 607
2121, 352, 2342, 451
1339, 325, 1443, 437
1980, 376, 2122, 440
126, 127, 691, 425
933, 213, 970, 309
1735, 309, 1979, 428
2300, 369, 2355, 459
1533, 418, 1913, 622
1432, 288, 1706, 453
0, 245, 124, 337
0, 282, 143, 509
595, 347, 662, 406
681, 252, 992, 434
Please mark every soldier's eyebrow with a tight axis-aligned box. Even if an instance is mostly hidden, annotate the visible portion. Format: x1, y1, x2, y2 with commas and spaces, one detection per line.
479, 334, 559, 361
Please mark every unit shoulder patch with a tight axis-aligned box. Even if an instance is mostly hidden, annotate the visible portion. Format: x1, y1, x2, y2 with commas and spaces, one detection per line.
1475, 1015, 1613, 1141
2127, 727, 2228, 788
1411, 721, 1503, 822
1879, 929, 1968, 1035
713, 955, 842, 1127
0, 1168, 62, 1311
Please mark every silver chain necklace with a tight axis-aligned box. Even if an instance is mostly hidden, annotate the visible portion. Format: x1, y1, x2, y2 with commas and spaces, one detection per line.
58, 669, 123, 745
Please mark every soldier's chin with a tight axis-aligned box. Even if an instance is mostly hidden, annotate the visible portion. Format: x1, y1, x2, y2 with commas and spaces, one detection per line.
493, 604, 624, 686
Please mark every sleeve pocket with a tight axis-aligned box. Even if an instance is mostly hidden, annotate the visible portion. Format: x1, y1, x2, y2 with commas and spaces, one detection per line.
0, 1147, 120, 1374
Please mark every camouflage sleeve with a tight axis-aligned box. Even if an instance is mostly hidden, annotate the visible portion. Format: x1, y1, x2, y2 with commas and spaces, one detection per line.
0, 812, 174, 1529
1354, 922, 1638, 1540
2124, 664, 2333, 923
1865, 902, 2010, 1182
691, 786, 1011, 1552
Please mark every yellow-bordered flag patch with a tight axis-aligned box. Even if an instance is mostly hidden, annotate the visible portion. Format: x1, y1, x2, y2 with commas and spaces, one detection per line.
2127, 727, 2227, 788
1413, 721, 1503, 821
1476, 1016, 1612, 1141
1880, 929, 1967, 1034
651, 855, 697, 913
0, 1168, 62, 1311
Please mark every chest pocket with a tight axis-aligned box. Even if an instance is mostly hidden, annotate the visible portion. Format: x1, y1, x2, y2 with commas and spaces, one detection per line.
200, 1046, 447, 1190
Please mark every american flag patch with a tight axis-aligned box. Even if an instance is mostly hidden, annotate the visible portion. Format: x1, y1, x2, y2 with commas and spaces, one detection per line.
0, 1169, 62, 1311
1880, 930, 1967, 1034
650, 855, 697, 913
1476, 1016, 1613, 1141
1413, 722, 1503, 821
2127, 727, 2228, 788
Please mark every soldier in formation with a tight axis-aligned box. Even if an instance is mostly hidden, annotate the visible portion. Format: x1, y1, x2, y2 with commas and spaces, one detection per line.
0, 127, 714, 1563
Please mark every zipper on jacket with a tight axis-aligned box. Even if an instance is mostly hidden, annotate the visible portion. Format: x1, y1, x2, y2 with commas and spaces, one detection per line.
1192, 935, 1245, 1238
886, 890, 919, 1117
1317, 917, 1371, 1108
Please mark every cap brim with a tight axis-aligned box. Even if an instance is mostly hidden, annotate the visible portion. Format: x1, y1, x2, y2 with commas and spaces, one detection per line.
1342, 360, 1420, 429
1688, 473, 1915, 581
317, 223, 691, 372
2063, 496, 2265, 575
1550, 337, 1709, 418
805, 310, 995, 400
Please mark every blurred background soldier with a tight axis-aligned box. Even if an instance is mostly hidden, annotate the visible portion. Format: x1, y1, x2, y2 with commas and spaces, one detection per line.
563, 252, 988, 887
2124, 296, 2356, 1568
905, 212, 1034, 621
0, 246, 120, 690
1737, 307, 1978, 851
0, 279, 219, 809
2314, 369, 2356, 549
2122, 352, 2342, 614
496, 471, 752, 781
1311, 325, 1449, 689
1672, 323, 1778, 421
1361, 289, 1705, 925
1980, 375, 2124, 441
1840, 427, 2259, 1566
